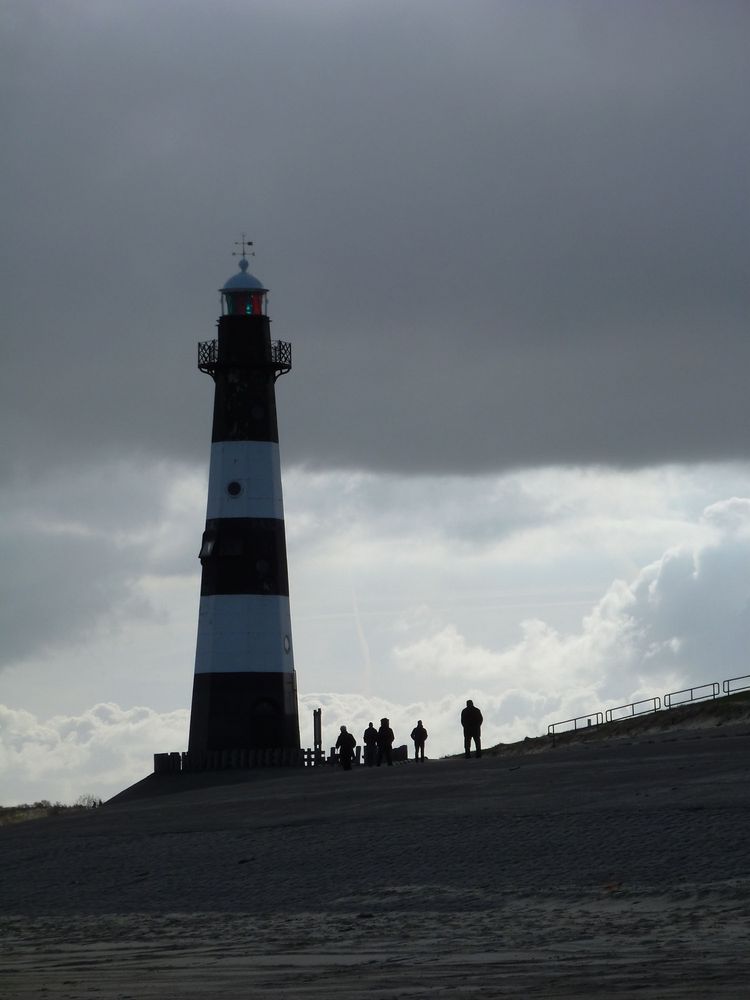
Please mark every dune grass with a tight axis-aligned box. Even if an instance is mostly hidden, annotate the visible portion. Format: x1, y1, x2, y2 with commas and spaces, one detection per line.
0, 795, 102, 827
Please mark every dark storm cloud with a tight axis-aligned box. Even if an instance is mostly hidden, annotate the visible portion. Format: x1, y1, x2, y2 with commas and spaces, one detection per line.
2, 0, 749, 478
0, 461, 199, 666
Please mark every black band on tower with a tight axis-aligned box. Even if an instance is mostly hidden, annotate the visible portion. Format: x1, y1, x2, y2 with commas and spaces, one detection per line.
198, 517, 291, 597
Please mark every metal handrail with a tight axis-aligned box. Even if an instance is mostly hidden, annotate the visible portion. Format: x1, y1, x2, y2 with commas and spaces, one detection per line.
546, 673, 749, 742
547, 711, 604, 737
722, 674, 750, 695
605, 697, 661, 723
663, 683, 720, 709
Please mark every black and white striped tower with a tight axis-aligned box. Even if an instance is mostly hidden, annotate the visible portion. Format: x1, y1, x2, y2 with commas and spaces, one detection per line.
188, 241, 300, 754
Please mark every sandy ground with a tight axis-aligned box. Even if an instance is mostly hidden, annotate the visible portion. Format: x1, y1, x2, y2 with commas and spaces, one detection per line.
2, 724, 750, 998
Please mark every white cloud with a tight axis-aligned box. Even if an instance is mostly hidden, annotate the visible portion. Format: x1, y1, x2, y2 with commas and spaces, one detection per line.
0, 692, 545, 804
394, 496, 750, 712
299, 690, 536, 763
4, 463, 750, 804
0, 703, 187, 805
702, 497, 750, 534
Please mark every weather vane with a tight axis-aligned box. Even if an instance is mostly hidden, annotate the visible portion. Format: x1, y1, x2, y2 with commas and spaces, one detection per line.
232, 233, 255, 259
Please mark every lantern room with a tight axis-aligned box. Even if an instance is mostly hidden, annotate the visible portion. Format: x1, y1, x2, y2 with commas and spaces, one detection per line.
220, 257, 268, 316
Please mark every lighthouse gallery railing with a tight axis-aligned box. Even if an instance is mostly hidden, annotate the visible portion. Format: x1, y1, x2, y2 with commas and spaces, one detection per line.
197, 339, 292, 379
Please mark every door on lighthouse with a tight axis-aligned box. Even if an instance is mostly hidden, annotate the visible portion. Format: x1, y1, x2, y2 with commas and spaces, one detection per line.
251, 698, 282, 748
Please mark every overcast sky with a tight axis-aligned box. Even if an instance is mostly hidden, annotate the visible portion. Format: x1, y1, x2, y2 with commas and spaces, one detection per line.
2, 1, 750, 803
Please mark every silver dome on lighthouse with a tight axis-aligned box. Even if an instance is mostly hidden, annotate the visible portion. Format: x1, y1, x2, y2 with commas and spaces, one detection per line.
221, 257, 267, 292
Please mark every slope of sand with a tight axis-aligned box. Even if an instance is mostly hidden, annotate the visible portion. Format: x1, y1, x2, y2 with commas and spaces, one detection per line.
2, 721, 750, 998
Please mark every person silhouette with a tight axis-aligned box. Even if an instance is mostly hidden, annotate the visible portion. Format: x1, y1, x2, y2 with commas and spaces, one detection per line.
461, 699, 483, 758
363, 722, 378, 766
410, 720, 428, 761
335, 725, 357, 770
376, 717, 395, 766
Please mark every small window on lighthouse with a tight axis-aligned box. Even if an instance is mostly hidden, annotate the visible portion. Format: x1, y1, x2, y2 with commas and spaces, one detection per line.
199, 530, 216, 559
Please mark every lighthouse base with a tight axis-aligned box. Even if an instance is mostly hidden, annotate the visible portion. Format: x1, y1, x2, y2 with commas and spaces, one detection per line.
188, 670, 300, 753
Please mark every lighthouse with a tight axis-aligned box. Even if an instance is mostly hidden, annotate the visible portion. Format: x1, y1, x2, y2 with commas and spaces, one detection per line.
187, 243, 300, 755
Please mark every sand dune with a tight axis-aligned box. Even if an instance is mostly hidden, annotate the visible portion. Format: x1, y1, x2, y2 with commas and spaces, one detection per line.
2, 721, 750, 998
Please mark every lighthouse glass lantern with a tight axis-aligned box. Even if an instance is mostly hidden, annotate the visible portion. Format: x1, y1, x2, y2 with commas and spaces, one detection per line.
221, 258, 268, 316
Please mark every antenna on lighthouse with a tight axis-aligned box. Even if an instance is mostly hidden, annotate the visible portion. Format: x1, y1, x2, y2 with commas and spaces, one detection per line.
232, 234, 255, 259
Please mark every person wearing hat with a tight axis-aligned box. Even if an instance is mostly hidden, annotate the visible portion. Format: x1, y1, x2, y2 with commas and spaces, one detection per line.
335, 725, 357, 770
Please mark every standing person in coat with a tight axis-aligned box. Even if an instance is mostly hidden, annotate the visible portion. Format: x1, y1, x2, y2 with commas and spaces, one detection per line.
376, 717, 395, 767
335, 725, 357, 770
461, 699, 483, 758
410, 720, 428, 761
363, 722, 378, 767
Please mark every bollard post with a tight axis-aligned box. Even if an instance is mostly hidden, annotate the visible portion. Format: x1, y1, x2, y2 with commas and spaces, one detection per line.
313, 708, 322, 753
